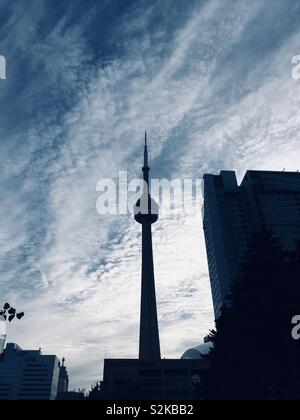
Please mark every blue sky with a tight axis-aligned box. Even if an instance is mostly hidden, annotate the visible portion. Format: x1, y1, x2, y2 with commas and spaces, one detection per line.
1, 0, 300, 389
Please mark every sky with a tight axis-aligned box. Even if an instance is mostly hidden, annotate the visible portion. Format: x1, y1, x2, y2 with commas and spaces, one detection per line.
1, 0, 300, 390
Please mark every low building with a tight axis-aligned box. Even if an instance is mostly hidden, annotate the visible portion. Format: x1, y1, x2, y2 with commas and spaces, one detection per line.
56, 391, 85, 400
0, 343, 60, 400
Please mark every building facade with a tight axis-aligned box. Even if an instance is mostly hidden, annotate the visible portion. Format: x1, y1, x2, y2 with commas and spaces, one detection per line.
0, 318, 5, 355
56, 357, 69, 399
102, 358, 209, 400
203, 170, 300, 319
0, 343, 60, 400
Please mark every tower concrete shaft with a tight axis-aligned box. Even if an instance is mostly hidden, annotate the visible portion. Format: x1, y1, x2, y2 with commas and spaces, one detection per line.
134, 132, 161, 360
139, 222, 161, 359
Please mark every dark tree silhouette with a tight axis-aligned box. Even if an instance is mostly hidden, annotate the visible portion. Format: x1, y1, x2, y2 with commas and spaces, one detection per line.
86, 382, 105, 400
204, 232, 300, 400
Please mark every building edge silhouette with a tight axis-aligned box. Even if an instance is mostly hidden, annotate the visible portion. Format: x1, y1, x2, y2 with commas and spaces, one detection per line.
203, 170, 300, 319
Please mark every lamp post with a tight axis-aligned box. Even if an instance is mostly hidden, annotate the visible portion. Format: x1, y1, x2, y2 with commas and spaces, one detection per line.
0, 303, 24, 354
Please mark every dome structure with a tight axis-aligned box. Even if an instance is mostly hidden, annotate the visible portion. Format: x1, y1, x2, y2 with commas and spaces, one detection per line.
181, 342, 213, 360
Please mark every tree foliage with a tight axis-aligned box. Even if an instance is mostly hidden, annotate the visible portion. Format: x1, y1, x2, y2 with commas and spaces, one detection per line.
204, 232, 300, 400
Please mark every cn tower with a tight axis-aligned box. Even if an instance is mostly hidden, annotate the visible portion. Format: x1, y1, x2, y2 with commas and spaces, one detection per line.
134, 132, 161, 360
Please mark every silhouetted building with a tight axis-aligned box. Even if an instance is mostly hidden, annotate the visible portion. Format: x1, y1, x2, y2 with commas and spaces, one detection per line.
134, 132, 161, 360
57, 357, 69, 396
203, 170, 300, 318
57, 391, 85, 400
102, 359, 209, 400
0, 343, 60, 400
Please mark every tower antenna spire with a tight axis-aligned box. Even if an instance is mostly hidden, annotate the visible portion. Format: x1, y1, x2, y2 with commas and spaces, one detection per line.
143, 131, 149, 172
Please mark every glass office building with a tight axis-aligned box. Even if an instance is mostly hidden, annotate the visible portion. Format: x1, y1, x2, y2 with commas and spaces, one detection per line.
203, 170, 300, 319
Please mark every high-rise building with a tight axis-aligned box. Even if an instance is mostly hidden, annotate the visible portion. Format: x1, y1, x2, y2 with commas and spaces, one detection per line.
203, 170, 300, 319
0, 343, 60, 400
0, 318, 5, 355
101, 135, 209, 400
134, 132, 161, 360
